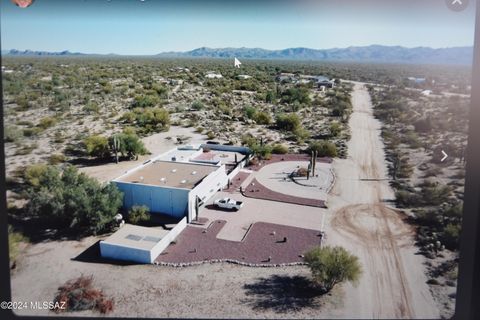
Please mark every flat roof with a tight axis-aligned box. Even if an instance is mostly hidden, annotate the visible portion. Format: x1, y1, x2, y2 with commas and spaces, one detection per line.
116, 160, 218, 189
192, 150, 245, 166
102, 224, 170, 251
157, 147, 201, 162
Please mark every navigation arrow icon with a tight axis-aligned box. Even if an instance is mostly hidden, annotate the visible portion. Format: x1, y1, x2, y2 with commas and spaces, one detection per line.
234, 57, 242, 68
441, 150, 448, 162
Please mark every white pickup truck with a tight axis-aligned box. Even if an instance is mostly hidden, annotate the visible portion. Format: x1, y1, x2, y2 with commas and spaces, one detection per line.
214, 197, 244, 211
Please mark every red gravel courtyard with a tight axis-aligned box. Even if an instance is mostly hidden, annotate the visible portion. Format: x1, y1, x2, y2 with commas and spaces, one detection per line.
155, 220, 323, 265
243, 178, 327, 208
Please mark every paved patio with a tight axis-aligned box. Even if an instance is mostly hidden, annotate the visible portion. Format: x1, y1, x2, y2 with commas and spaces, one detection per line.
155, 220, 323, 265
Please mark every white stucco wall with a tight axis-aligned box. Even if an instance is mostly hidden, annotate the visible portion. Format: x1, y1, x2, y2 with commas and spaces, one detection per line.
149, 217, 187, 262
100, 242, 152, 264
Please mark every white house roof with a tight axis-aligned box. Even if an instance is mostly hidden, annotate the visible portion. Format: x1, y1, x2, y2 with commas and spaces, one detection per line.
102, 224, 170, 251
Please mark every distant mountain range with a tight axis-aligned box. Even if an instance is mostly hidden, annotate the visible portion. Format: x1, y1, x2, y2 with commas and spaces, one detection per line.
2, 45, 474, 65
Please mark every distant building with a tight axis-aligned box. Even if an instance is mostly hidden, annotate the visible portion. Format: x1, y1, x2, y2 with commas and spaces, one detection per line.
407, 77, 427, 84
421, 90, 432, 96
205, 71, 223, 79
237, 74, 252, 80
315, 76, 335, 89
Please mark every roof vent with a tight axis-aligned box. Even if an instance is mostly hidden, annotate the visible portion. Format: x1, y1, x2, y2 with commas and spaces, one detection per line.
160, 177, 166, 183
140, 176, 144, 181
191, 171, 197, 175
180, 179, 187, 184
171, 169, 177, 173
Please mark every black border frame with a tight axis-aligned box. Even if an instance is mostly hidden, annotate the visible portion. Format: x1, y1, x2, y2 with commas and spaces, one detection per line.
454, 0, 480, 319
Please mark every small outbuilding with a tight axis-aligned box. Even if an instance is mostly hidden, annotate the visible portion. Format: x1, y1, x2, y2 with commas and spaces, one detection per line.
100, 223, 186, 264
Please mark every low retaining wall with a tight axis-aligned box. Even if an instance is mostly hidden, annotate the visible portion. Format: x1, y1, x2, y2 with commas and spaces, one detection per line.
154, 259, 307, 268
150, 216, 187, 262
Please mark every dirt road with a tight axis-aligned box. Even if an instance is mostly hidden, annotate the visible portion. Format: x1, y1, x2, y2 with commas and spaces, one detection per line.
325, 83, 439, 318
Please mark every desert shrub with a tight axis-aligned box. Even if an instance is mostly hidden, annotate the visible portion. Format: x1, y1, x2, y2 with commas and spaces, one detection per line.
191, 100, 205, 110
133, 107, 170, 133
414, 209, 441, 227
253, 111, 272, 125
272, 144, 288, 154
8, 226, 27, 263
84, 135, 110, 159
244, 106, 256, 119
265, 90, 276, 103
249, 143, 272, 160
24, 164, 49, 187
206, 131, 216, 140
109, 132, 148, 160
131, 94, 160, 108
4, 125, 23, 142
281, 87, 311, 106
38, 116, 57, 129
309, 141, 338, 157
241, 134, 258, 148
22, 127, 43, 137
395, 190, 421, 208
441, 223, 461, 250
127, 205, 150, 225
54, 276, 113, 314
293, 127, 311, 143
195, 126, 204, 134
83, 102, 100, 114
15, 143, 38, 156
120, 111, 136, 123
420, 181, 453, 207
276, 113, 301, 132
304, 246, 362, 293
25, 165, 123, 235
48, 153, 67, 165
329, 122, 342, 137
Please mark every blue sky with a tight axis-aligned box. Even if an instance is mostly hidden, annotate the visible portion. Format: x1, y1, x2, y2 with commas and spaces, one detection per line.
0, 0, 476, 55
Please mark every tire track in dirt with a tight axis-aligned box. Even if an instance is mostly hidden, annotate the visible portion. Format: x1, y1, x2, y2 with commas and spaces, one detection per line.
328, 83, 422, 318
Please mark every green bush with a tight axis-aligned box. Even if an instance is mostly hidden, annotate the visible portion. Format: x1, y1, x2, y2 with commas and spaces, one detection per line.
83, 102, 100, 114
48, 153, 67, 165
24, 164, 49, 187
244, 106, 256, 119
253, 111, 272, 125
309, 141, 338, 157
127, 205, 150, 225
8, 226, 27, 263
304, 246, 362, 293
38, 117, 57, 130
4, 125, 23, 142
272, 144, 288, 154
131, 94, 160, 108
25, 165, 123, 235
22, 127, 43, 137
329, 122, 342, 137
191, 100, 205, 110
441, 223, 461, 250
84, 135, 110, 159
276, 113, 301, 132
109, 132, 148, 160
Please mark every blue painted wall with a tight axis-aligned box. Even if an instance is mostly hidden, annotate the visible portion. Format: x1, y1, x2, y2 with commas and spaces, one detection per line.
114, 182, 190, 218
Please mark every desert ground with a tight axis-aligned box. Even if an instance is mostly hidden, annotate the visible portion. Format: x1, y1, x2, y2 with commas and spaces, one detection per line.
10, 82, 441, 319
323, 83, 439, 318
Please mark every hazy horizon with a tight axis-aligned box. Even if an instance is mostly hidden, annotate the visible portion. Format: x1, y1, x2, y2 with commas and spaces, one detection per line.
0, 0, 476, 55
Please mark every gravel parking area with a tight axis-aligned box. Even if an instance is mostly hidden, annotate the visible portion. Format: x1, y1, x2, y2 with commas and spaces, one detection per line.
243, 178, 326, 208
155, 220, 322, 265
225, 171, 251, 193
